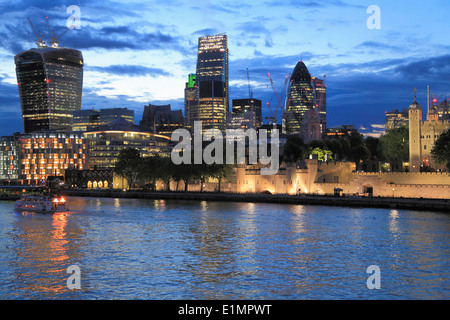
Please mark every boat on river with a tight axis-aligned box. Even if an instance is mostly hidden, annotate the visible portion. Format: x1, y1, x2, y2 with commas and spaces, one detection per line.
15, 195, 69, 213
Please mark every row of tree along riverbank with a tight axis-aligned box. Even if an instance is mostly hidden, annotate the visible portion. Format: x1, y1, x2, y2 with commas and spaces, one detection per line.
62, 189, 450, 213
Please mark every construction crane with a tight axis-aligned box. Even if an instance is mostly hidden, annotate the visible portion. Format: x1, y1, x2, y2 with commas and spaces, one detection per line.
46, 16, 70, 48
266, 72, 291, 123
28, 17, 46, 47
246, 67, 253, 99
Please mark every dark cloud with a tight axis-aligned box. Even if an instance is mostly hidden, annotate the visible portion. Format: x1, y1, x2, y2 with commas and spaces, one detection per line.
395, 55, 450, 82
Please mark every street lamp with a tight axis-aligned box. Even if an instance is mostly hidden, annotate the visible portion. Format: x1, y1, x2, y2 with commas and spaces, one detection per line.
392, 188, 395, 197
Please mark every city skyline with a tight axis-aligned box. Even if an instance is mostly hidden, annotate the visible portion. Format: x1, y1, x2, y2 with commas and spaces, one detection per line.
0, 0, 449, 138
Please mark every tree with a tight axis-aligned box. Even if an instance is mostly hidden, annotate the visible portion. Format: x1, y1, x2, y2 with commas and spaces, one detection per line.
431, 128, 450, 171
114, 148, 141, 190
158, 156, 177, 191
380, 126, 409, 163
349, 145, 371, 165
283, 135, 305, 162
364, 136, 381, 160
210, 163, 234, 192
310, 147, 333, 161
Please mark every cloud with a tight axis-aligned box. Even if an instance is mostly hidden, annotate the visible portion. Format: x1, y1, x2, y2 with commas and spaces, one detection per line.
395, 55, 450, 81
88, 64, 171, 77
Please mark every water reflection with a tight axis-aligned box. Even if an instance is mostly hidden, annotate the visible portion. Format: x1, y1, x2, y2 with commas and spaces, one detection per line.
1, 197, 449, 299
9, 210, 85, 299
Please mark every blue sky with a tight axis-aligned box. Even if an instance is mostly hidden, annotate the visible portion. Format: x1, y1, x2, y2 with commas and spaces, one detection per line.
0, 0, 449, 137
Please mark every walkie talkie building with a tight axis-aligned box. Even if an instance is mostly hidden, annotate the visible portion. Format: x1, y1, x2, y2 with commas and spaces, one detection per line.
15, 47, 83, 134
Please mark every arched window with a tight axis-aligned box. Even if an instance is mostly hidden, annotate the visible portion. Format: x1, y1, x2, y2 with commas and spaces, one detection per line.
93, 181, 98, 188
104, 181, 109, 188
98, 181, 103, 188
87, 181, 92, 188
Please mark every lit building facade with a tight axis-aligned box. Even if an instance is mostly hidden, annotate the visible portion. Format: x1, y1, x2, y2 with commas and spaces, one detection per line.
195, 34, 229, 133
285, 61, 317, 136
409, 92, 450, 172
311, 76, 327, 135
18, 132, 87, 184
231, 98, 262, 128
385, 108, 409, 131
184, 73, 198, 127
72, 108, 134, 131
0, 134, 20, 180
15, 47, 84, 134
83, 119, 172, 169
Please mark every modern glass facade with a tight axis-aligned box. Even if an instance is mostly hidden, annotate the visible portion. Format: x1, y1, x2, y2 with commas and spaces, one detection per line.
15, 47, 83, 134
385, 109, 409, 131
195, 34, 229, 133
285, 61, 315, 135
0, 135, 20, 180
232, 98, 263, 128
83, 119, 172, 169
72, 108, 134, 131
311, 76, 327, 135
184, 74, 198, 127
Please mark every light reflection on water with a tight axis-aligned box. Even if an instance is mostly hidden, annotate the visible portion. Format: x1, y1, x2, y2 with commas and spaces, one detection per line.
0, 197, 449, 300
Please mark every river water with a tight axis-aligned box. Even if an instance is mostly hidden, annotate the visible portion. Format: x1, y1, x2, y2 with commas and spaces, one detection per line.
0, 196, 448, 300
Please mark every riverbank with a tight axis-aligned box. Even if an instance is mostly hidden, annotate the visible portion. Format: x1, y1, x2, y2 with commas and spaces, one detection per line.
60, 189, 450, 212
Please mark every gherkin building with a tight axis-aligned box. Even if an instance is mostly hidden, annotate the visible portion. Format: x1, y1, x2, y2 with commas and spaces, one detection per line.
284, 61, 315, 134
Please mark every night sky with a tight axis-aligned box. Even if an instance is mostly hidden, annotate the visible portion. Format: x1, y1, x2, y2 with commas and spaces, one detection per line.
0, 0, 449, 137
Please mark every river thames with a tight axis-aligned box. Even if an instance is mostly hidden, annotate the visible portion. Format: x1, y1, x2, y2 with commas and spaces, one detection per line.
0, 196, 448, 300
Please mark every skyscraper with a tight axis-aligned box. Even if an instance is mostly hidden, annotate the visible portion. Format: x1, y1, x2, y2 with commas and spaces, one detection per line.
285, 60, 317, 136
311, 76, 327, 135
184, 73, 198, 127
195, 34, 229, 133
15, 47, 84, 134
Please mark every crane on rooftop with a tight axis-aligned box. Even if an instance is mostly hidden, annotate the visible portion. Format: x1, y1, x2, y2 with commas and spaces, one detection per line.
28, 17, 46, 48
46, 16, 71, 48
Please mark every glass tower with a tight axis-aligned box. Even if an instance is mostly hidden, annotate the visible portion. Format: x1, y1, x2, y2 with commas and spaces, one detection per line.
311, 76, 327, 135
285, 61, 315, 134
195, 34, 229, 133
15, 47, 84, 134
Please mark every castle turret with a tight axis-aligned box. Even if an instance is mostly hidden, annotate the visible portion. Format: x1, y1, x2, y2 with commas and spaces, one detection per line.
409, 89, 422, 172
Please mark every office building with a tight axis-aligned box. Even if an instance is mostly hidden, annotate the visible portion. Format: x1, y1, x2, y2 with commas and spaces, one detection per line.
311, 76, 327, 135
0, 134, 20, 180
72, 108, 134, 131
139, 104, 184, 137
195, 34, 229, 133
17, 131, 87, 184
184, 74, 198, 127
385, 108, 409, 131
232, 98, 262, 128
285, 60, 320, 141
84, 118, 172, 169
15, 47, 83, 133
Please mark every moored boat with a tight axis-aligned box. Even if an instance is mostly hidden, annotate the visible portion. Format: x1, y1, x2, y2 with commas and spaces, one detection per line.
15, 195, 69, 213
